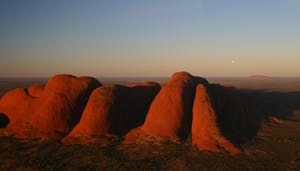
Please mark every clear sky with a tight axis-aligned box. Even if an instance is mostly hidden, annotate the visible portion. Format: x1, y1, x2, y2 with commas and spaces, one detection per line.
0, 0, 299, 77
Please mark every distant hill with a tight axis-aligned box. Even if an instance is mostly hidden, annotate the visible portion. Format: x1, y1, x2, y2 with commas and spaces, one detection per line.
248, 75, 273, 80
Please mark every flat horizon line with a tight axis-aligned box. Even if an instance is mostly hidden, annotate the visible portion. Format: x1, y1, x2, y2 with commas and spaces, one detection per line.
1, 76, 300, 79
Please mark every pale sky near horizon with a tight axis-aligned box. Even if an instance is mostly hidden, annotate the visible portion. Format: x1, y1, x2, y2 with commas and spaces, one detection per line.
0, 0, 299, 77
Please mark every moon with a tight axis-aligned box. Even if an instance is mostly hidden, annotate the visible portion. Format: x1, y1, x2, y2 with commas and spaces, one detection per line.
231, 60, 236, 64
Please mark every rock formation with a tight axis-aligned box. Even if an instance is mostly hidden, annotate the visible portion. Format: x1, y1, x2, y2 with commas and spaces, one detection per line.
124, 72, 240, 154
124, 72, 208, 143
192, 84, 241, 154
141, 72, 208, 139
0, 71, 247, 154
62, 82, 160, 146
0, 74, 101, 139
0, 88, 35, 128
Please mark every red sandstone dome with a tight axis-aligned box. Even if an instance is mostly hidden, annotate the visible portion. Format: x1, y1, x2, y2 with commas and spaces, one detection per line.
124, 72, 208, 143
192, 84, 241, 154
62, 82, 160, 146
0, 74, 101, 139
124, 72, 240, 155
140, 72, 207, 140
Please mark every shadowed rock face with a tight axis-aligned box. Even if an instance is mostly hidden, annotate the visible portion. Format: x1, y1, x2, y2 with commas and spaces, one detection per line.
0, 74, 101, 139
210, 84, 263, 145
62, 82, 161, 146
139, 72, 208, 140
192, 84, 241, 154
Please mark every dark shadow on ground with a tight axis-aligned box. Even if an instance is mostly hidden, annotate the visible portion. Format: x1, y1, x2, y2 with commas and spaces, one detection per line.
210, 84, 300, 145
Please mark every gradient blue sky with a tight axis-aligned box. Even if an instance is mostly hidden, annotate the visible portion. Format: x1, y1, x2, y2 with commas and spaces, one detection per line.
0, 0, 299, 77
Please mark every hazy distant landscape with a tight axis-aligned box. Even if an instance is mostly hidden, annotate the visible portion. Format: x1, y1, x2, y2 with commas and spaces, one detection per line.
2, 76, 300, 97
